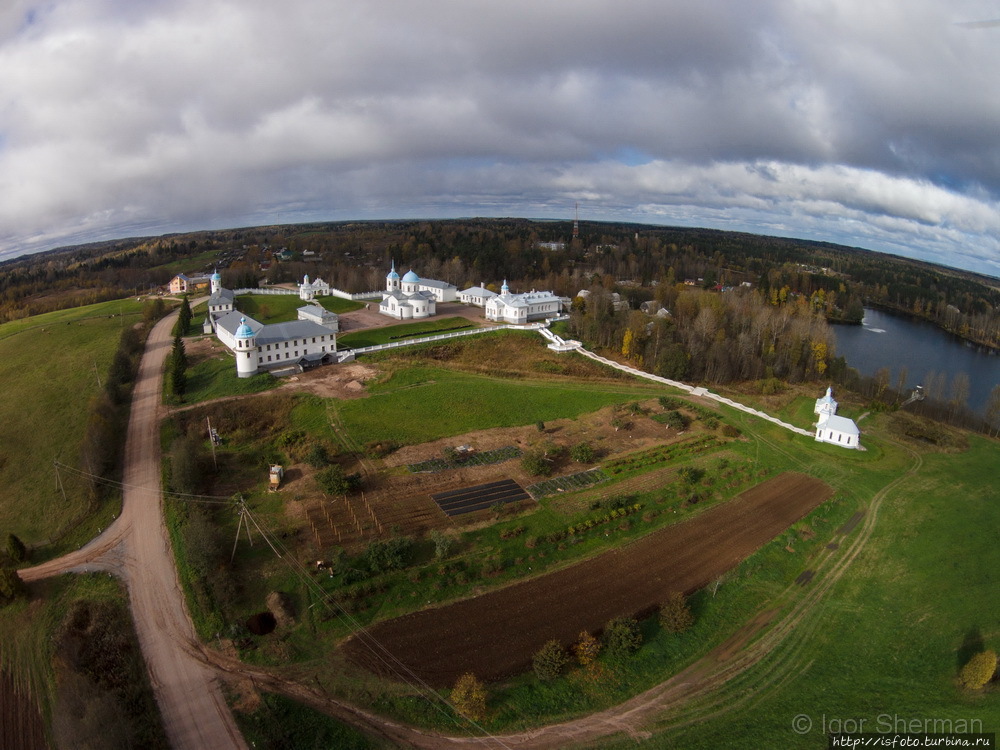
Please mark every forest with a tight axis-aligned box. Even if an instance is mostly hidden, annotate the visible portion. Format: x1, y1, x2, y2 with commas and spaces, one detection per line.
0, 218, 997, 353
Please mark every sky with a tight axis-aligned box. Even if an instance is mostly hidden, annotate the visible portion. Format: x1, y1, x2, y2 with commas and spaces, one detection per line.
2, 1, 1000, 277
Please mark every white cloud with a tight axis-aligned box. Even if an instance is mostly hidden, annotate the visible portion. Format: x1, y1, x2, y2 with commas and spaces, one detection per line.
0, 0, 999, 275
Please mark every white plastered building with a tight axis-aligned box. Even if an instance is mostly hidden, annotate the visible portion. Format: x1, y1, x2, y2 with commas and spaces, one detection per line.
484, 281, 563, 324
379, 263, 457, 319
215, 311, 337, 378
813, 387, 860, 448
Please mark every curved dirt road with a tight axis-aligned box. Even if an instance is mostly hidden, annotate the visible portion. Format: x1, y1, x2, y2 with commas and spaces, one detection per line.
21, 311, 247, 750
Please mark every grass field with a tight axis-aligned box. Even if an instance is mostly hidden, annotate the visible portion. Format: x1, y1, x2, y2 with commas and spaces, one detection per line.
0, 299, 147, 553
181, 352, 280, 404
597, 429, 1000, 749
234, 293, 363, 324
331, 365, 664, 445
336, 316, 476, 348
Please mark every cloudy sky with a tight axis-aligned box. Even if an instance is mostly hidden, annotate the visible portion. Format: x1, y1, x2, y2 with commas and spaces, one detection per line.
3, 0, 1000, 276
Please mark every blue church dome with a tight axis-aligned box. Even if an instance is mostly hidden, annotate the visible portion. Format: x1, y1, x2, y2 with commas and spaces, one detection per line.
235, 317, 255, 339
402, 269, 420, 283
211, 270, 221, 281
387, 261, 400, 280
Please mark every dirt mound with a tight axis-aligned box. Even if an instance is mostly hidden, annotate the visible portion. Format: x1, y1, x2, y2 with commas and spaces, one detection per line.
342, 472, 833, 687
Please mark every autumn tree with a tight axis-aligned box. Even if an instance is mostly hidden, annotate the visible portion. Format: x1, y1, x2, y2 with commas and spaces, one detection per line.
574, 630, 602, 666
660, 591, 695, 633
451, 672, 487, 721
959, 650, 997, 690
532, 640, 570, 681
987, 385, 1000, 438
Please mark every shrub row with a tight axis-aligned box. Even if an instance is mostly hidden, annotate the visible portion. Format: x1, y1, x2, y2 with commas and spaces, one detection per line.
603, 435, 720, 475
526, 468, 609, 498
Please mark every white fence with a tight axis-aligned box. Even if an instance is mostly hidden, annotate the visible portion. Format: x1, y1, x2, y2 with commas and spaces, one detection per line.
233, 286, 382, 301
347, 323, 544, 355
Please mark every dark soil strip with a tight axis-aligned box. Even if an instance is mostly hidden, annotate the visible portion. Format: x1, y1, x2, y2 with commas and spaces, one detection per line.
0, 671, 47, 750
432, 479, 530, 517
795, 570, 815, 586
837, 511, 865, 535
343, 472, 833, 687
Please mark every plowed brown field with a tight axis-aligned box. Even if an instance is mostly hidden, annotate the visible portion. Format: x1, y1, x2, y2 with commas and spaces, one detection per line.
343, 471, 832, 687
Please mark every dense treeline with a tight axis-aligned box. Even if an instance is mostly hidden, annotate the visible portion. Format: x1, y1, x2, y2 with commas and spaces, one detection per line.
571, 285, 834, 385
2, 219, 996, 350
79, 300, 166, 499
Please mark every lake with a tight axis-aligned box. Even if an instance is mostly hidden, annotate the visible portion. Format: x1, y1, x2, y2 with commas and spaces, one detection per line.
831, 307, 999, 417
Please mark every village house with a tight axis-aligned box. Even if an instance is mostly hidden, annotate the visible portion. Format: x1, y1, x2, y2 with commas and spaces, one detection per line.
168, 272, 212, 294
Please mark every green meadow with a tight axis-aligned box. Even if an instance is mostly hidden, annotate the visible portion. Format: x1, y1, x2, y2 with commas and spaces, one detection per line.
234, 293, 363, 324
0, 299, 146, 553
331, 364, 664, 445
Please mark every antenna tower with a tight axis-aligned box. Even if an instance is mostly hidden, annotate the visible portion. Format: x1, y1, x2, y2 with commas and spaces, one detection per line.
573, 202, 579, 239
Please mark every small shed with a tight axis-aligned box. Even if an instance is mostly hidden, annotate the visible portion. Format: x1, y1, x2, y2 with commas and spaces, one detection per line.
269, 465, 284, 490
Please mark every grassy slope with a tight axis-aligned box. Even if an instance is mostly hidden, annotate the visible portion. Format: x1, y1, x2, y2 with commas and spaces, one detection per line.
602, 429, 1000, 749
0, 299, 146, 548
332, 365, 664, 446
336, 316, 475, 349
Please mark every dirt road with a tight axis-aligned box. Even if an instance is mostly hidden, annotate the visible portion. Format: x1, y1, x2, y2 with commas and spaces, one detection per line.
21, 311, 247, 750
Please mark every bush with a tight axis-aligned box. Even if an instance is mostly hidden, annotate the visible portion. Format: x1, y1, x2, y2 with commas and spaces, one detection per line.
315, 465, 361, 495
451, 672, 487, 721
574, 630, 602, 666
430, 530, 453, 559
659, 591, 694, 633
677, 466, 705, 485
959, 650, 997, 689
363, 537, 413, 573
533, 640, 570, 681
721, 424, 740, 437
6, 533, 26, 564
570, 442, 596, 464
521, 450, 551, 477
661, 410, 690, 430
306, 443, 331, 468
604, 616, 643, 656
0, 568, 26, 605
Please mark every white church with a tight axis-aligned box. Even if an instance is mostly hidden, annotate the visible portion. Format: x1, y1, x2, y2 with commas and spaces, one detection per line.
379, 263, 458, 320
813, 387, 861, 448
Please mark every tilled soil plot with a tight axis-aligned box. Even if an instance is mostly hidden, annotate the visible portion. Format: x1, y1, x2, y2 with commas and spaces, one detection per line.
342, 472, 833, 687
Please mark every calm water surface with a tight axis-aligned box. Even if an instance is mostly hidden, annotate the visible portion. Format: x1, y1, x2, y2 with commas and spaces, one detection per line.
832, 308, 1000, 416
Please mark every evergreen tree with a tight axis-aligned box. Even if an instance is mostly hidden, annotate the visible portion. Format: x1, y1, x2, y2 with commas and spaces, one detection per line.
169, 335, 187, 397
176, 296, 192, 336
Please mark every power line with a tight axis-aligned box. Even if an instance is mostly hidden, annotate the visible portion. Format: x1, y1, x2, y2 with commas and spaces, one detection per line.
237, 501, 513, 748
58, 457, 511, 746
